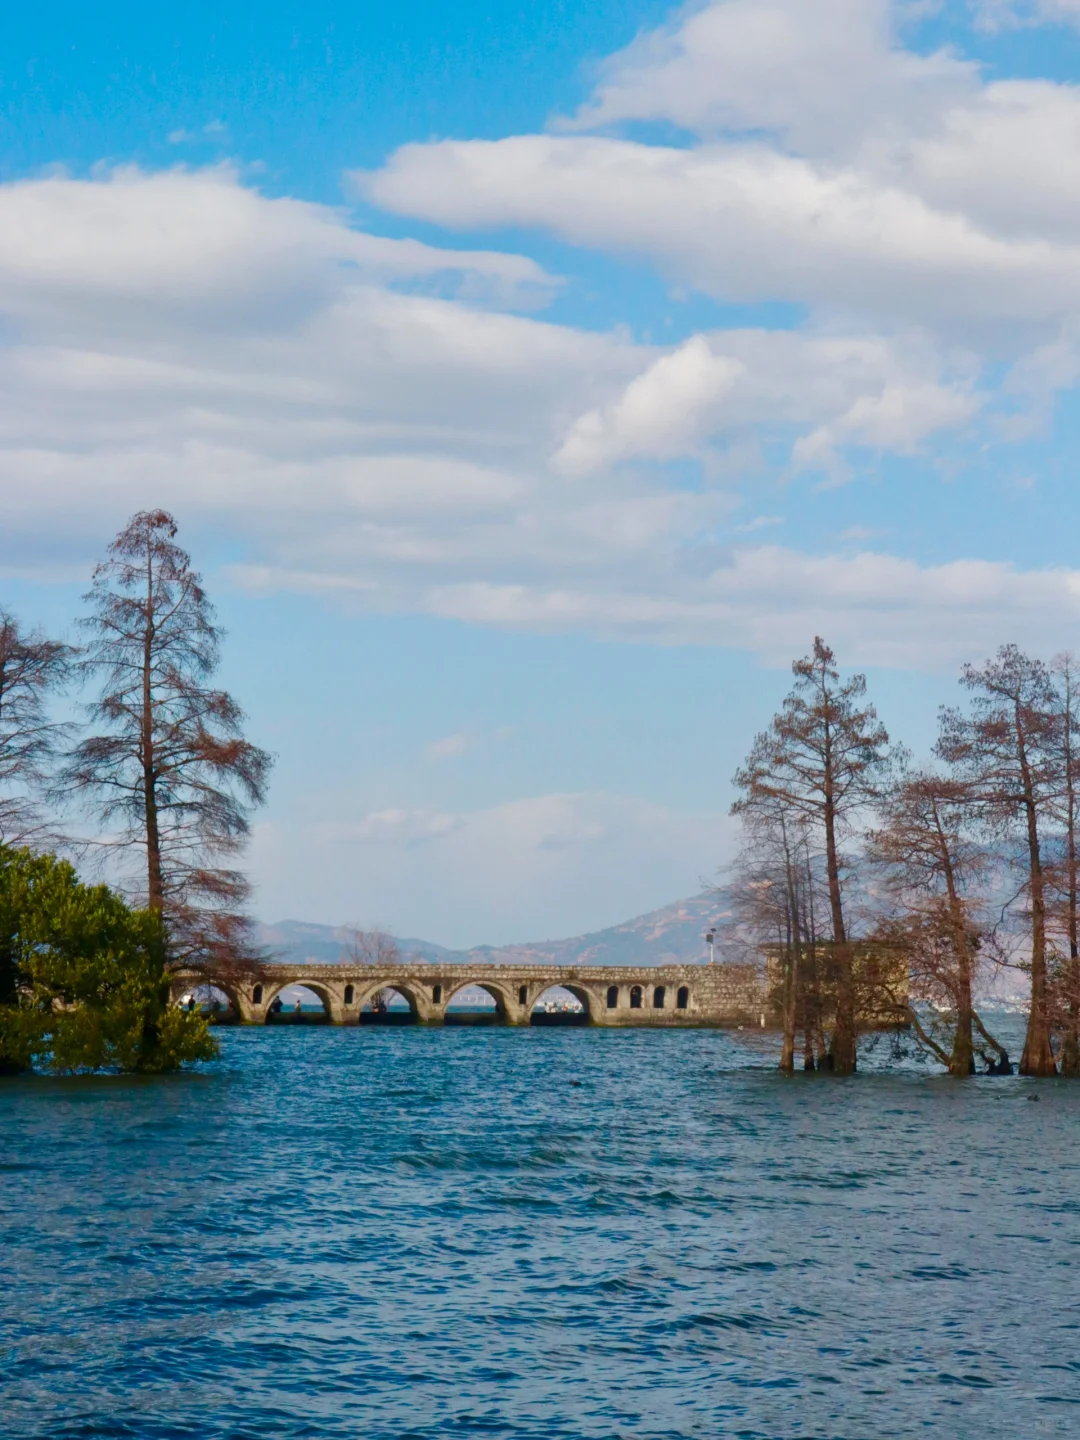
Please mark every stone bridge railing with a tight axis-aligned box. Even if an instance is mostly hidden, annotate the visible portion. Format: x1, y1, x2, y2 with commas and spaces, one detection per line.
171, 961, 774, 1028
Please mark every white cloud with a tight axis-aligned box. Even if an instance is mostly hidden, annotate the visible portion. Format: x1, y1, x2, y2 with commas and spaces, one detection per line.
554, 329, 979, 476
0, 122, 1071, 677
566, 0, 974, 155
366, 132, 1080, 347
249, 791, 733, 946
363, 1, 1080, 353
427, 733, 469, 761
0, 164, 556, 328
409, 547, 1080, 670
974, 0, 1080, 30
0, 165, 994, 641
554, 336, 745, 474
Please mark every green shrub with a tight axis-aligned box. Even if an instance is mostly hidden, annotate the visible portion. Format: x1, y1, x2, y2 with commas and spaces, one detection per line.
0, 846, 217, 1074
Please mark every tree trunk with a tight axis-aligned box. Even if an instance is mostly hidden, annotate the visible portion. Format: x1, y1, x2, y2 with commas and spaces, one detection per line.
142, 541, 164, 916
1019, 736, 1057, 1075
822, 733, 855, 1074
780, 945, 796, 1072
937, 809, 975, 1076
1062, 708, 1079, 1076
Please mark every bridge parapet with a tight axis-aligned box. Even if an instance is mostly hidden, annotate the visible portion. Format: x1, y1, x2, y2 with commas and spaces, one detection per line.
171, 961, 773, 1028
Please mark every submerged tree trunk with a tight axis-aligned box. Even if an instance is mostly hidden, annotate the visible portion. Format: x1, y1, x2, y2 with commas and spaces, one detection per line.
1059, 660, 1080, 1076
1020, 735, 1057, 1076
823, 734, 856, 1075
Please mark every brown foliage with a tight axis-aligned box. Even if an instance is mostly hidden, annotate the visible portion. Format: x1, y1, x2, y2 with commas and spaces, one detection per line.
61, 511, 272, 975
937, 645, 1059, 1076
867, 770, 1000, 1075
732, 637, 890, 1073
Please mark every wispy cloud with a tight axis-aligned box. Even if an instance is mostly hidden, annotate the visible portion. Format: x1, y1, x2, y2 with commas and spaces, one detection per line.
427, 733, 469, 761
735, 515, 784, 533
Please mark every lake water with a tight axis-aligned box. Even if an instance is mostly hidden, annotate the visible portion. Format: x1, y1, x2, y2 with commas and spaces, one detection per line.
4, 1022, 1080, 1439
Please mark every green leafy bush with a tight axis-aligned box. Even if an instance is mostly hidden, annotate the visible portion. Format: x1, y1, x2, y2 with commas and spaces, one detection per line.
0, 846, 216, 1074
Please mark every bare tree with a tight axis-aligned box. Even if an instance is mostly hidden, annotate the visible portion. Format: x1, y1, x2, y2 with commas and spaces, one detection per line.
937, 645, 1058, 1077
61, 511, 272, 972
342, 928, 404, 1014
727, 806, 822, 1071
868, 770, 1000, 1076
342, 927, 402, 968
732, 638, 890, 1074
0, 611, 72, 845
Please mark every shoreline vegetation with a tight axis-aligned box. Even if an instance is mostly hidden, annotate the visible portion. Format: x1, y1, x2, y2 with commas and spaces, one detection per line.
0, 509, 268, 1075
729, 639, 1080, 1078
0, 515, 1077, 1078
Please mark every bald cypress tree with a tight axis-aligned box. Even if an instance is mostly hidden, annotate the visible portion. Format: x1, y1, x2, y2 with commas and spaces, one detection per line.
938, 645, 1059, 1077
732, 638, 890, 1074
63, 511, 272, 973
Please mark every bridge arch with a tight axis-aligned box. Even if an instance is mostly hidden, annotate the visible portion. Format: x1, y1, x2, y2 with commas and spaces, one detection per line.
444, 979, 515, 1024
356, 979, 422, 1023
173, 979, 242, 1024
262, 980, 334, 1023
530, 983, 592, 1026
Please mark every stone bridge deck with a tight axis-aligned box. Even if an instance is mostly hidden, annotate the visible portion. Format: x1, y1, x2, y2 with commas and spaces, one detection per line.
175, 961, 774, 1028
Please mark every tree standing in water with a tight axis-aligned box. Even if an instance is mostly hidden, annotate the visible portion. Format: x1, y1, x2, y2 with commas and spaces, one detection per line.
732, 638, 890, 1074
868, 769, 997, 1076
0, 612, 71, 847
938, 645, 1058, 1077
727, 803, 821, 1072
62, 511, 272, 974
1047, 654, 1080, 1075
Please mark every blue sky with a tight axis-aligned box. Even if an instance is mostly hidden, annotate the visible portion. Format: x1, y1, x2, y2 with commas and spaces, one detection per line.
4, 0, 1080, 945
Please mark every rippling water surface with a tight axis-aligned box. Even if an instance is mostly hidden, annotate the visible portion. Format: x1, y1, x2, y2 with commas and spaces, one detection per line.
4, 1024, 1080, 1438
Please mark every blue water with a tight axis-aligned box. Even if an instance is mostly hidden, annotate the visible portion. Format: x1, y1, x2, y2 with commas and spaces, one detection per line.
4, 1024, 1080, 1439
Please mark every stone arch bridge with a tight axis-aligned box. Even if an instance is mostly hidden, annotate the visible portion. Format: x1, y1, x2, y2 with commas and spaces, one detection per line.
173, 961, 774, 1028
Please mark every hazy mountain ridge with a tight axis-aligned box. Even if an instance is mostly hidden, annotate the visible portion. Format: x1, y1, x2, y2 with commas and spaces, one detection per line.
255, 893, 1030, 1005
255, 893, 728, 970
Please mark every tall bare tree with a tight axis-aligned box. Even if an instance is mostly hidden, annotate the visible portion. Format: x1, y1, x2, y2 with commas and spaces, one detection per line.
0, 611, 72, 845
62, 511, 272, 972
868, 770, 998, 1076
732, 638, 890, 1074
937, 645, 1058, 1077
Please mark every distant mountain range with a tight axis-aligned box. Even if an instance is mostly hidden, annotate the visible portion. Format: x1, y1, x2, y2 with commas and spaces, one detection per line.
255, 893, 729, 970
255, 891, 1031, 1006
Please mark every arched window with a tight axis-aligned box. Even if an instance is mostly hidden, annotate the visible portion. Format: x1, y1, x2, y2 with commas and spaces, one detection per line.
518, 985, 528, 1005
653, 985, 666, 1010
252, 984, 263, 1005
433, 984, 443, 1004
606, 985, 618, 1009
677, 986, 689, 1010
344, 984, 355, 1006
630, 985, 642, 1009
